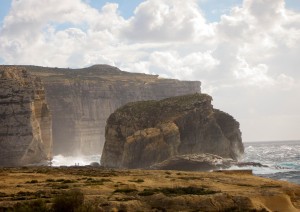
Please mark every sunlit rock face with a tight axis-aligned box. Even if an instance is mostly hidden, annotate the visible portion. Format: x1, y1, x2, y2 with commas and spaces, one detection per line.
0, 67, 52, 166
101, 94, 244, 169
3, 65, 200, 156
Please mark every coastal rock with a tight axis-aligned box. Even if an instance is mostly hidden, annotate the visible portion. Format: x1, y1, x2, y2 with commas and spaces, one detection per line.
150, 153, 234, 171
0, 67, 52, 166
0, 65, 200, 155
235, 162, 268, 168
101, 93, 244, 168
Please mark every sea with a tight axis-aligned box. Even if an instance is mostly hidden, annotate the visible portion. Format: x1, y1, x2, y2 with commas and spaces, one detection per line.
51, 140, 300, 185
240, 140, 300, 185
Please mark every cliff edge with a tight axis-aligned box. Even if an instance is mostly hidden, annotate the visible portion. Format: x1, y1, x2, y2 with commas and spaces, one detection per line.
0, 67, 52, 166
0, 65, 200, 155
101, 93, 244, 168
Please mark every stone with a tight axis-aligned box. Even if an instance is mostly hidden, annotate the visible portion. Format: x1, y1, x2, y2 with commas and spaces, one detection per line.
0, 67, 52, 166
0, 65, 200, 156
101, 93, 244, 168
150, 153, 234, 171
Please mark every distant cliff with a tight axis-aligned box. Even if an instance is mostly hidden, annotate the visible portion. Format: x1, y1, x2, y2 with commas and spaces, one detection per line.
0, 67, 52, 166
0, 65, 200, 156
101, 94, 243, 169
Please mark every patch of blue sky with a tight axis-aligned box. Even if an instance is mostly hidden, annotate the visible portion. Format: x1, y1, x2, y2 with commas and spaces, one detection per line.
198, 0, 242, 22
54, 22, 74, 31
0, 0, 12, 25
87, 0, 244, 22
285, 0, 300, 11
87, 0, 142, 19
46, 21, 89, 34
0, 57, 4, 65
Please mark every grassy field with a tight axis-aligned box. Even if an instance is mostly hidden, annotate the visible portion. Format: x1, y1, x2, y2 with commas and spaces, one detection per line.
0, 167, 299, 211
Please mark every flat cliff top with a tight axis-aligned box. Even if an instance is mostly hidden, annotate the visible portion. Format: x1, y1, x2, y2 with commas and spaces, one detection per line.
0, 66, 41, 89
0, 65, 200, 84
0, 167, 299, 211
108, 93, 211, 127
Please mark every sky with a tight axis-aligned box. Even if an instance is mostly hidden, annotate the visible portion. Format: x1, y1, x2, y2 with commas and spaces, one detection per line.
0, 0, 299, 142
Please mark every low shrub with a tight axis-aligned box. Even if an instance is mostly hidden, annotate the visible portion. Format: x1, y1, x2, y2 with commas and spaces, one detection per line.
84, 178, 111, 185
52, 189, 84, 212
13, 199, 49, 212
113, 188, 138, 194
128, 179, 144, 183
138, 186, 217, 197
0, 192, 7, 197
26, 180, 38, 184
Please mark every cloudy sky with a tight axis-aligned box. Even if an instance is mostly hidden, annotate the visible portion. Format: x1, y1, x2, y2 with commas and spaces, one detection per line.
0, 0, 299, 142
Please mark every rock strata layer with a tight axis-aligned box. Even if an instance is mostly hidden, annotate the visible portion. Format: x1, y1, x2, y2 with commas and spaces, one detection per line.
0, 67, 52, 166
101, 93, 244, 168
1, 65, 200, 155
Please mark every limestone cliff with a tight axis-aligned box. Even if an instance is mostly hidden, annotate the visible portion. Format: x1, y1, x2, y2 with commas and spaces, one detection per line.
101, 93, 243, 168
0, 67, 52, 166
1, 65, 200, 155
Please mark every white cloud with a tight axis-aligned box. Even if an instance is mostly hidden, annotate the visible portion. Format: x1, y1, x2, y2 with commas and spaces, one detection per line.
0, 0, 299, 141
121, 0, 212, 42
147, 51, 219, 80
233, 57, 274, 86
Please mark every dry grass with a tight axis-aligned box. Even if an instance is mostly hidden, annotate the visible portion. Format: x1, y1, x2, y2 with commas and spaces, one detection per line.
0, 167, 299, 211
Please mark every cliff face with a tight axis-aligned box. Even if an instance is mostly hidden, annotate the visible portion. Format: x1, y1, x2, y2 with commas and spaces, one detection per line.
1, 65, 200, 155
0, 67, 52, 166
101, 94, 243, 168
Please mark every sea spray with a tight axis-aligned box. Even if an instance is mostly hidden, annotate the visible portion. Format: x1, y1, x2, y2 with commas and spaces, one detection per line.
51, 154, 101, 167
240, 140, 300, 184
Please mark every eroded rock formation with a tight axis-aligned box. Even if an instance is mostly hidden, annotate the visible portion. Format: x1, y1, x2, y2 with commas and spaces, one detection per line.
0, 67, 52, 166
150, 153, 234, 171
1, 65, 200, 155
101, 93, 244, 168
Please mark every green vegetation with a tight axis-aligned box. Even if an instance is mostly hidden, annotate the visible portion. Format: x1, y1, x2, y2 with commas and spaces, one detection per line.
26, 179, 38, 184
260, 184, 281, 188
55, 178, 76, 183
138, 186, 217, 197
52, 189, 84, 212
113, 188, 138, 194
178, 176, 203, 181
128, 178, 144, 183
13, 199, 48, 212
236, 183, 255, 187
60, 179, 75, 184
84, 178, 111, 185
112, 93, 211, 127
52, 184, 69, 189
0, 192, 7, 197
4, 189, 90, 212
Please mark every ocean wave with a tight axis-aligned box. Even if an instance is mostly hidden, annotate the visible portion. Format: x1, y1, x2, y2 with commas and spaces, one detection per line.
243, 141, 300, 184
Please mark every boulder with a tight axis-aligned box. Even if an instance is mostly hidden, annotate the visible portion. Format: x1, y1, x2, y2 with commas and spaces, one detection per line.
101, 93, 244, 169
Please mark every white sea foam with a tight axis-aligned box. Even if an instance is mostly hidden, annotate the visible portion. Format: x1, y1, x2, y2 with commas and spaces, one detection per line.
51, 154, 101, 167
241, 141, 300, 184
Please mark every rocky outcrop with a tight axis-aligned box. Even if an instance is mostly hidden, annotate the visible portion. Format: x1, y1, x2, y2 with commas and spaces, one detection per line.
0, 65, 200, 155
101, 93, 244, 168
0, 67, 52, 166
150, 154, 268, 171
150, 153, 234, 171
